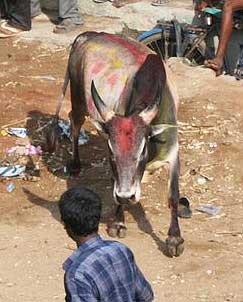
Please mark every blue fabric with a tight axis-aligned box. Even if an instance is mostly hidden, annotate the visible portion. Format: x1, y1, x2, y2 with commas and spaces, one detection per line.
63, 235, 154, 302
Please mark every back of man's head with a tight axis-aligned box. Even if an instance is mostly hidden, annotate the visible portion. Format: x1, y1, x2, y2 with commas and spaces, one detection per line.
59, 187, 102, 237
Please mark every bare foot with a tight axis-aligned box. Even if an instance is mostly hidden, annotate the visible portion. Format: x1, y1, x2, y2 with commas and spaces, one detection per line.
204, 57, 223, 76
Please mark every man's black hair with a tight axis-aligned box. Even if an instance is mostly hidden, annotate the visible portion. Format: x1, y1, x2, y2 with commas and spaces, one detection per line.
59, 187, 102, 237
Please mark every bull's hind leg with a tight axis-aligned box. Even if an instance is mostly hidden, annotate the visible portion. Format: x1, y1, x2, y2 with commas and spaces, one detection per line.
166, 152, 184, 257
66, 78, 85, 175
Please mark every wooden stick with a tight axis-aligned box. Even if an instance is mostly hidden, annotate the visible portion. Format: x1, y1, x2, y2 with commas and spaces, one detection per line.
1, 117, 31, 129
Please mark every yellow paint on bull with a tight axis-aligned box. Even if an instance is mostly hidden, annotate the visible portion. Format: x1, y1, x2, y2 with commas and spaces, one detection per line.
112, 59, 124, 69
87, 43, 102, 52
107, 48, 116, 56
121, 74, 127, 84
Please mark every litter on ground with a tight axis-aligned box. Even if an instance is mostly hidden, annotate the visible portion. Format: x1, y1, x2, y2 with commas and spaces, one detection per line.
3, 127, 28, 138
196, 204, 221, 216
7, 145, 42, 156
58, 120, 89, 145
0, 165, 26, 177
6, 183, 16, 193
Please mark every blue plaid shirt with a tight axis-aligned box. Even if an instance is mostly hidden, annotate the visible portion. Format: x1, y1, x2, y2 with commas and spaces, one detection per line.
63, 235, 154, 302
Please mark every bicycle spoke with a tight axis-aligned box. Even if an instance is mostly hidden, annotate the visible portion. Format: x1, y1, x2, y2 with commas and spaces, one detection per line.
147, 41, 164, 60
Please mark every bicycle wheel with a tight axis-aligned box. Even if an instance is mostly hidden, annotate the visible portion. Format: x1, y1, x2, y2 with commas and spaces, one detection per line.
137, 28, 166, 60
184, 38, 206, 65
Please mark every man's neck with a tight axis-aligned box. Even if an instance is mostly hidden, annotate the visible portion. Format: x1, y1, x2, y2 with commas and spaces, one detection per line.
76, 233, 98, 247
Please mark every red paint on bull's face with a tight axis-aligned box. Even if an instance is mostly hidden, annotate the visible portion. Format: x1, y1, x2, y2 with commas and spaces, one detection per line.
114, 117, 136, 155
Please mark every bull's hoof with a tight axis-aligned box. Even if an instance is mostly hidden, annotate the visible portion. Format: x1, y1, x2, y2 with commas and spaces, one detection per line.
66, 159, 81, 175
107, 222, 127, 238
178, 197, 192, 218
165, 236, 184, 257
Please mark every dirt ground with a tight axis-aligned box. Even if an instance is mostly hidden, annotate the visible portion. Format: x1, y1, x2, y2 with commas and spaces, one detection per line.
0, 22, 243, 302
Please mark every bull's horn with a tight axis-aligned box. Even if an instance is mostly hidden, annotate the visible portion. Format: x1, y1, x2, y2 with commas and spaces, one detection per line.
91, 80, 115, 122
150, 124, 177, 137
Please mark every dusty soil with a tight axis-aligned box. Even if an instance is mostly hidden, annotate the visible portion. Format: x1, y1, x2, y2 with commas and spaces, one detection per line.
0, 31, 243, 302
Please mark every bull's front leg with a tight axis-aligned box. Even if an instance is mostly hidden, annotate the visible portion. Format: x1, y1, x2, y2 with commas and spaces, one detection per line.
66, 109, 82, 175
166, 153, 184, 257
107, 205, 127, 238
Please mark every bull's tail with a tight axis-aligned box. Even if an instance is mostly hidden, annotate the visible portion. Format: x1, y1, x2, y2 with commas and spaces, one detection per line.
55, 67, 70, 118
46, 68, 70, 153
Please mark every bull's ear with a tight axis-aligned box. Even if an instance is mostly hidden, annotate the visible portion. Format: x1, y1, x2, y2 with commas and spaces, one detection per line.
150, 124, 177, 137
139, 102, 159, 125
91, 80, 115, 122
139, 86, 162, 125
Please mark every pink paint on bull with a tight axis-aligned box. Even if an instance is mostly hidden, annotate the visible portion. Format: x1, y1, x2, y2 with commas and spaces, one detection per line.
88, 96, 96, 115
108, 73, 120, 88
115, 117, 135, 155
104, 33, 147, 66
91, 62, 104, 75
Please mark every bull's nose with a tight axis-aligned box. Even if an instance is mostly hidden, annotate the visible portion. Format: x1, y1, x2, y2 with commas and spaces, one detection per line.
116, 191, 134, 199
116, 193, 137, 205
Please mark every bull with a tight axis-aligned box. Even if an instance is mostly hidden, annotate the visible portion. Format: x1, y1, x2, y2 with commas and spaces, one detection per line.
49, 31, 189, 257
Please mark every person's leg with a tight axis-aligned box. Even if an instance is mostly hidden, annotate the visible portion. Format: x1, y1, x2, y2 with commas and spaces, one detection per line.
31, 0, 41, 18
204, 0, 243, 75
58, 0, 83, 25
0, 0, 8, 19
53, 0, 83, 34
6, 0, 31, 30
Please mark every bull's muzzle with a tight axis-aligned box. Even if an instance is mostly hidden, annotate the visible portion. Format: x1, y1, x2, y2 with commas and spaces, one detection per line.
115, 194, 137, 205
114, 181, 141, 205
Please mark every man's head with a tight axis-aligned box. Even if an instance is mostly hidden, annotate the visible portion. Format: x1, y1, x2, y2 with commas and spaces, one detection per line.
59, 187, 102, 240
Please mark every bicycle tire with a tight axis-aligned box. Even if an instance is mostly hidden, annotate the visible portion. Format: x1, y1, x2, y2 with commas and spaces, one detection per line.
138, 30, 166, 61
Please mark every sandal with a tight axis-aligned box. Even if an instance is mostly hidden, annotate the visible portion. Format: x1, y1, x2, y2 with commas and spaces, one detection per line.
0, 20, 25, 38
53, 19, 84, 34
92, 0, 110, 2
151, 0, 169, 6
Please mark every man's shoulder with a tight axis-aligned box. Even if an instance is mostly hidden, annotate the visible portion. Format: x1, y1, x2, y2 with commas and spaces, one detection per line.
73, 240, 133, 279
102, 239, 133, 255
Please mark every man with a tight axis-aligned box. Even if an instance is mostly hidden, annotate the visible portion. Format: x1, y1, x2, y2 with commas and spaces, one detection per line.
204, 0, 243, 75
59, 187, 154, 302
0, 0, 83, 38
